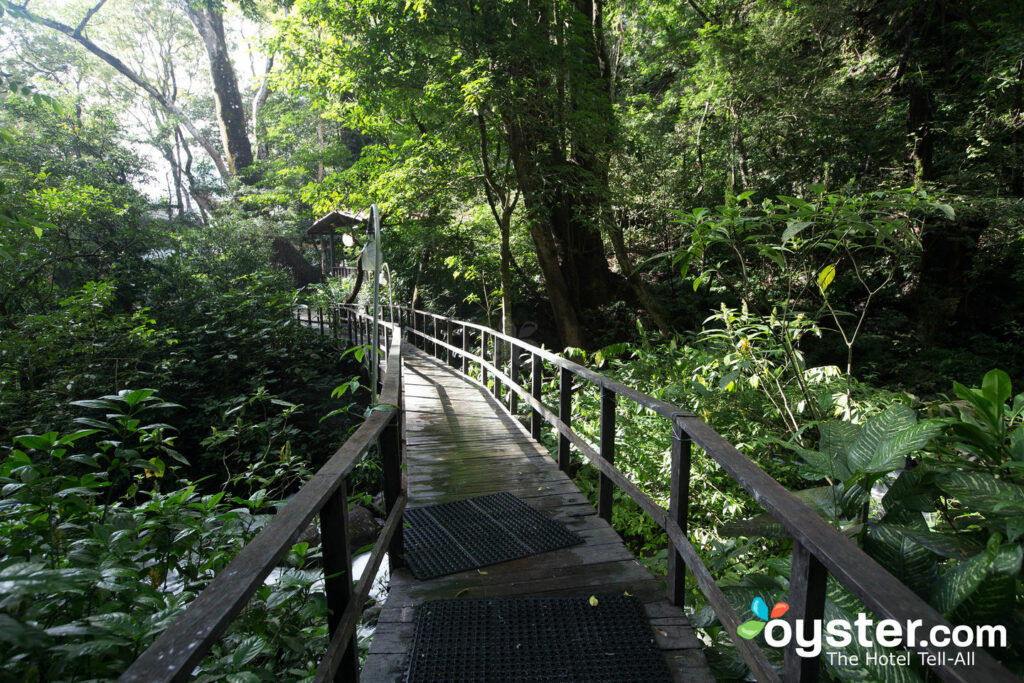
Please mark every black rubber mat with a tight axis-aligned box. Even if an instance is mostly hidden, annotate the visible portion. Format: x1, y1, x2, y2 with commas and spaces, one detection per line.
403, 492, 583, 580
405, 594, 673, 682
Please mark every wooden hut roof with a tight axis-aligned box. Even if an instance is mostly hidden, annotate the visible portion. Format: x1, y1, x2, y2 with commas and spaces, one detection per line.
306, 209, 369, 235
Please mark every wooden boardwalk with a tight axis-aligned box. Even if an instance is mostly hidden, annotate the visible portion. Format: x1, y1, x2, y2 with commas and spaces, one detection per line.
361, 345, 713, 681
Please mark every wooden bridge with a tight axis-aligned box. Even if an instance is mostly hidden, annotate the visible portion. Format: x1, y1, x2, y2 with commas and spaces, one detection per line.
121, 305, 1018, 683
361, 344, 710, 680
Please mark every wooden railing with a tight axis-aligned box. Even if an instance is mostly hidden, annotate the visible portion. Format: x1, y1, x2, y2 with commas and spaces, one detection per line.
399, 306, 1018, 683
120, 307, 403, 683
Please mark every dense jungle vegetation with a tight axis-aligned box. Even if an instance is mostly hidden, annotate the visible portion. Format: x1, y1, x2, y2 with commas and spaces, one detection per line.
1, 0, 1023, 680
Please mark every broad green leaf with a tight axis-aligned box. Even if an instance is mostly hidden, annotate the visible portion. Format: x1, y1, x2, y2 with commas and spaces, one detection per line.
880, 467, 935, 515
14, 433, 58, 451
781, 220, 811, 243
69, 399, 119, 410
822, 583, 924, 683
777, 195, 810, 209
723, 486, 844, 537
863, 420, 942, 474
231, 636, 266, 668
120, 388, 156, 406
937, 470, 1024, 518
759, 246, 785, 269
879, 524, 978, 559
819, 420, 860, 459
865, 522, 938, 595
847, 405, 917, 474
817, 264, 836, 293
789, 445, 852, 481
932, 545, 1022, 619
928, 202, 956, 221
982, 369, 1012, 406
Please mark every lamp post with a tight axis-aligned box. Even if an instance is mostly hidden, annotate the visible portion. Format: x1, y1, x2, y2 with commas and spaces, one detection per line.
361, 204, 382, 403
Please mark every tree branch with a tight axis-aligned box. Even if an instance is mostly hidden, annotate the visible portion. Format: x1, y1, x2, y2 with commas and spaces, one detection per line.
73, 0, 107, 37
5, 2, 231, 181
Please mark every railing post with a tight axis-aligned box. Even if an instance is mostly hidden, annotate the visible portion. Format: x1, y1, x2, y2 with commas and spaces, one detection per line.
598, 386, 616, 522
785, 541, 827, 682
492, 335, 503, 401
432, 316, 438, 358
509, 344, 520, 415
321, 480, 358, 682
668, 420, 691, 607
318, 306, 325, 336
558, 366, 572, 473
445, 318, 452, 366
481, 330, 488, 390
461, 325, 468, 374
382, 406, 404, 568
531, 354, 543, 440
306, 304, 312, 327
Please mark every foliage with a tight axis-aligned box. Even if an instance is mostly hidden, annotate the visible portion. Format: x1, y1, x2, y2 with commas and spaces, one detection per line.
0, 396, 330, 680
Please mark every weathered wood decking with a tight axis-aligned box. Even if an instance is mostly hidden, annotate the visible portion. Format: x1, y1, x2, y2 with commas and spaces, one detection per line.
361, 344, 713, 681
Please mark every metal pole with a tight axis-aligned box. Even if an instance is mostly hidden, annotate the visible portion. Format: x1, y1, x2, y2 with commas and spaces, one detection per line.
370, 204, 381, 405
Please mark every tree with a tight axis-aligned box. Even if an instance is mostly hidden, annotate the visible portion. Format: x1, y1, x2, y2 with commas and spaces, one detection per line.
2, 0, 256, 184
279, 0, 625, 347
180, 0, 253, 177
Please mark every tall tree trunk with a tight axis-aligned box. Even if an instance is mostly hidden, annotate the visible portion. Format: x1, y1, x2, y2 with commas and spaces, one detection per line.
499, 213, 514, 339
607, 210, 673, 335
504, 120, 587, 348
182, 3, 254, 178
9, 3, 232, 181
907, 83, 933, 186
252, 54, 274, 162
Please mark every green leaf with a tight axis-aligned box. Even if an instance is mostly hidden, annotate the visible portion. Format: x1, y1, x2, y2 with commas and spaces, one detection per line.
14, 433, 58, 451
937, 471, 1024, 518
928, 202, 956, 221
932, 545, 1022, 619
846, 406, 917, 474
865, 522, 938, 595
817, 264, 836, 293
864, 420, 942, 474
819, 420, 860, 458
789, 444, 852, 481
69, 399, 119, 410
981, 369, 1012, 406
781, 221, 812, 243
231, 635, 266, 668
120, 388, 156, 407
777, 195, 810, 209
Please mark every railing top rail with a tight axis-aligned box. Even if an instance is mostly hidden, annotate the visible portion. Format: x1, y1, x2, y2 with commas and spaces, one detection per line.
402, 308, 1018, 683
401, 306, 691, 420
119, 324, 402, 682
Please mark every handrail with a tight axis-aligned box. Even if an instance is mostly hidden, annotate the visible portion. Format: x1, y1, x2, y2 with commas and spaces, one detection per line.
121, 307, 403, 682
399, 306, 1019, 683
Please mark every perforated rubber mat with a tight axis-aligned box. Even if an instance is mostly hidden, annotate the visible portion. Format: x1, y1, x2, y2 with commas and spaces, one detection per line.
403, 492, 583, 580
405, 594, 672, 682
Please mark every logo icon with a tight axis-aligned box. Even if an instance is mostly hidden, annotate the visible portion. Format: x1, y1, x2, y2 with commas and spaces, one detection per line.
738, 597, 789, 639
